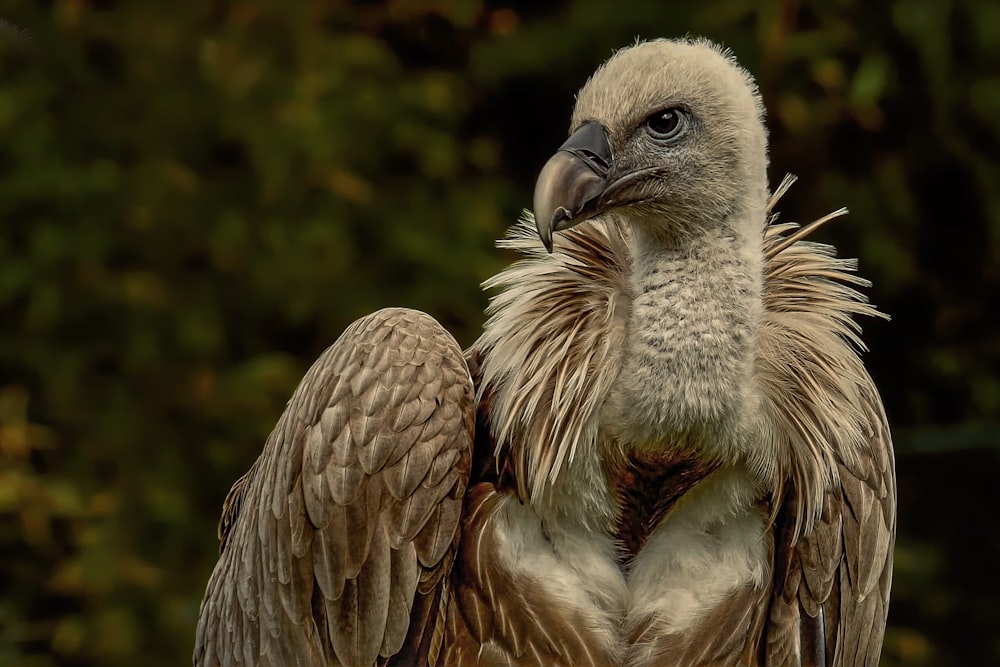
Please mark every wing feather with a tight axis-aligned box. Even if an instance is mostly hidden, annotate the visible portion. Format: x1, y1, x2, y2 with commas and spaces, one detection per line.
766, 358, 895, 667
760, 191, 895, 666
194, 308, 474, 667
382, 541, 419, 656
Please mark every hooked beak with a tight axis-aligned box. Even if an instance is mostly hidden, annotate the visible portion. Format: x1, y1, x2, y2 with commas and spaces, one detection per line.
533, 121, 614, 252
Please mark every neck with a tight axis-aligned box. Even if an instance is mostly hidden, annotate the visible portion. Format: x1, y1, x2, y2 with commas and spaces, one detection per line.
603, 209, 764, 458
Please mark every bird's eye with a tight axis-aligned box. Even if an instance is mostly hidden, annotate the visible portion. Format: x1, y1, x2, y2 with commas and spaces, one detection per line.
645, 109, 686, 140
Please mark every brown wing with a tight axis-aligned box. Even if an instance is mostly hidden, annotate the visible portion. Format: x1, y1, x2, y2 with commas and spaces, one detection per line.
194, 308, 475, 667
766, 386, 895, 667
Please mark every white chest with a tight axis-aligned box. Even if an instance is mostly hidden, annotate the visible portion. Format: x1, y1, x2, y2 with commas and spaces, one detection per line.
490, 466, 770, 664
622, 467, 769, 664
491, 497, 629, 657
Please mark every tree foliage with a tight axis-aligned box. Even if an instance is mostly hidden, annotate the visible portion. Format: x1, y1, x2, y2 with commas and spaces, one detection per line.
0, 1, 996, 666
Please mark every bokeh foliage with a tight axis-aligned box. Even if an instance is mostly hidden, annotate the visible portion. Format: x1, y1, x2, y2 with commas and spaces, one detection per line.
0, 1, 997, 666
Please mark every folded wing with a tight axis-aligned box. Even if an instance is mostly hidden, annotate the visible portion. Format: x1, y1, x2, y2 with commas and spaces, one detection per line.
194, 308, 475, 667
767, 387, 895, 667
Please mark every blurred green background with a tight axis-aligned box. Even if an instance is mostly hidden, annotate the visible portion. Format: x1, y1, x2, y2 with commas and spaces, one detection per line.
1, 0, 998, 665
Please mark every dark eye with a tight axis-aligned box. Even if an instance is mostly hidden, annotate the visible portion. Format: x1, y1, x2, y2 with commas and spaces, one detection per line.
645, 108, 686, 140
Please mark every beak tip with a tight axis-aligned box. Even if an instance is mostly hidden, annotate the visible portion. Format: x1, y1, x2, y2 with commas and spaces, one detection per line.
536, 212, 554, 253
536, 207, 571, 253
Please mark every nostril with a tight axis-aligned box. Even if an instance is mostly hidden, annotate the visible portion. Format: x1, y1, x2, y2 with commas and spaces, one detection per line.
578, 150, 611, 172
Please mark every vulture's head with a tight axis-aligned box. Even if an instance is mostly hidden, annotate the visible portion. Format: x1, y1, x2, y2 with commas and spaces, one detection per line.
534, 38, 769, 251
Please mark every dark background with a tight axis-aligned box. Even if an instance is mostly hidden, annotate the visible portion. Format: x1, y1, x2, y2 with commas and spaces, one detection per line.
1, 1, 998, 665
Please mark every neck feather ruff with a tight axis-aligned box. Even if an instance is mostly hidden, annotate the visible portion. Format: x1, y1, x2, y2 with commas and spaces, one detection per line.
470, 176, 886, 533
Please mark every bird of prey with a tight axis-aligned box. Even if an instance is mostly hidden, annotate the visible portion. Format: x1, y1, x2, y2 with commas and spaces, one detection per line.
195, 38, 895, 667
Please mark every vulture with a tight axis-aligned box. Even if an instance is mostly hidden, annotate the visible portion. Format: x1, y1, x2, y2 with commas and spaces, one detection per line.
194, 38, 895, 667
